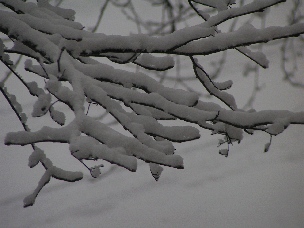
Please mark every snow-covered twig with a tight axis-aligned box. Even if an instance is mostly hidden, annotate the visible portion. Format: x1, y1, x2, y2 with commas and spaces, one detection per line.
1, 0, 304, 207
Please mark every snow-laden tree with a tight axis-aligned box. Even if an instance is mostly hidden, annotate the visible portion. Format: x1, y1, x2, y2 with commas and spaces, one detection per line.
0, 0, 303, 207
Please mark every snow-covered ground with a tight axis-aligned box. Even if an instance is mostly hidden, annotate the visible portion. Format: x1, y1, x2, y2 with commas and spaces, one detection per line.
0, 1, 303, 227
0, 103, 303, 228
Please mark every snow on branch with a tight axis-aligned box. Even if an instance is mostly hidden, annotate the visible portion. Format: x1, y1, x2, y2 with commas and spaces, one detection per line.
191, 57, 237, 110
24, 147, 83, 207
1, 0, 304, 206
217, 110, 304, 134
176, 23, 304, 55
134, 53, 175, 71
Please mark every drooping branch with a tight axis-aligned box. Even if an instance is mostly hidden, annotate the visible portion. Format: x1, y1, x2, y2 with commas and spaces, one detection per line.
1, 0, 304, 207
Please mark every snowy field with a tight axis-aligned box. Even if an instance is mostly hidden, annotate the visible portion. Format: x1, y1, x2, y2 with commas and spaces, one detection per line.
0, 1, 303, 228
0, 97, 303, 228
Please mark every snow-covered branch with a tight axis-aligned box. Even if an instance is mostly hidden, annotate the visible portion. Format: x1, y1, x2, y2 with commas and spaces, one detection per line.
1, 0, 304, 206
